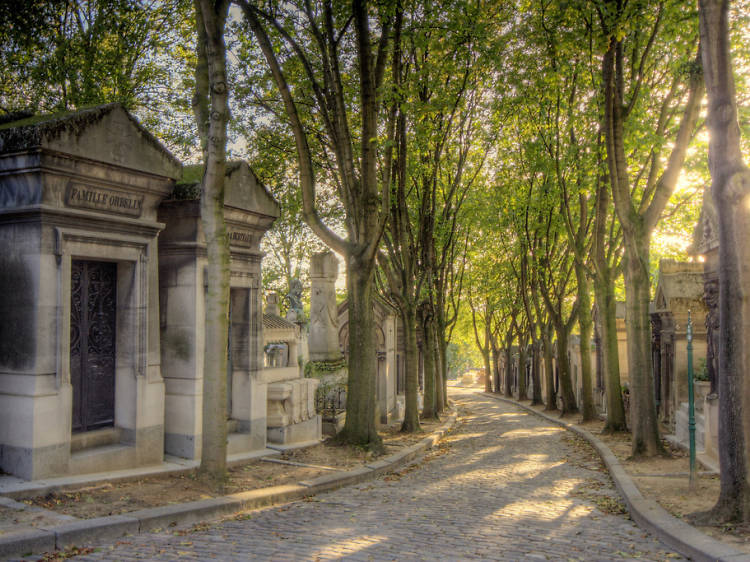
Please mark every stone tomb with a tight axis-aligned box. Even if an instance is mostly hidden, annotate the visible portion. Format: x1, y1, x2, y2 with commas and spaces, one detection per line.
650, 259, 707, 429
262, 294, 321, 445
0, 104, 181, 480
158, 163, 279, 459
338, 296, 402, 424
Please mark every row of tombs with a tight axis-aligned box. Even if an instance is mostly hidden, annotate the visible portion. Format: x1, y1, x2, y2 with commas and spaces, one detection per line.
0, 104, 323, 481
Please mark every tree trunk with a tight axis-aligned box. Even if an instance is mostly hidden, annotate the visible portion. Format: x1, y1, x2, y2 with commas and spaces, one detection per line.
504, 344, 513, 398
400, 302, 421, 432
485, 341, 494, 393
481, 345, 492, 397
699, 0, 750, 521
434, 326, 445, 413
196, 0, 230, 484
491, 344, 501, 394
555, 325, 578, 416
340, 259, 382, 449
421, 303, 438, 420
602, 17, 703, 455
437, 331, 448, 410
531, 341, 543, 405
517, 334, 528, 401
542, 322, 557, 411
576, 263, 596, 421
243, 0, 392, 450
593, 274, 627, 431
622, 238, 663, 456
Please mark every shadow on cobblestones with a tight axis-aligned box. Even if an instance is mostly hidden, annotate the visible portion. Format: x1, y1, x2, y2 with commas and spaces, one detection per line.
69, 389, 684, 562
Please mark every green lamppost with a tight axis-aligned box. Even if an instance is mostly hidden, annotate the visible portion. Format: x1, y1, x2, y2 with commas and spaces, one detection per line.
687, 310, 696, 489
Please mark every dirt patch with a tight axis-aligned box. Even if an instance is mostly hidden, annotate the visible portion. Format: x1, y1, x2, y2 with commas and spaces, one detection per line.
16, 418, 445, 520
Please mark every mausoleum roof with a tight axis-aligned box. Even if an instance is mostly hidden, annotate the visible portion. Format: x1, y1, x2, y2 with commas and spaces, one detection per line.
0, 103, 181, 179
177, 162, 279, 218
263, 313, 297, 331
653, 259, 704, 312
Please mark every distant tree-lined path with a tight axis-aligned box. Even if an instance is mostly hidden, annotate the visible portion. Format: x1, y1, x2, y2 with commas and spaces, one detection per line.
78, 388, 681, 561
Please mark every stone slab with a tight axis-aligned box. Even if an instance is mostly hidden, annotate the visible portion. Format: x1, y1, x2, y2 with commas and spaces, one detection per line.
132, 497, 240, 533
49, 514, 139, 549
0, 528, 55, 559
231, 484, 310, 511
298, 466, 374, 492
266, 439, 322, 453
267, 415, 321, 445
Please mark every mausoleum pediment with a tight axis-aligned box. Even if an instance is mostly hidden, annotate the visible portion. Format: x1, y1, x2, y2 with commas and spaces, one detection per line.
177, 162, 280, 219
225, 162, 280, 218
0, 103, 181, 180
652, 259, 705, 315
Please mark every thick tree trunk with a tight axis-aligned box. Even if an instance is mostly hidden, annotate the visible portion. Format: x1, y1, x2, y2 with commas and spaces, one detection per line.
481, 346, 492, 396
576, 264, 596, 421
623, 240, 663, 456
437, 332, 448, 410
555, 325, 578, 416
531, 341, 543, 405
542, 323, 557, 411
602, 10, 702, 456
491, 345, 501, 393
699, 0, 750, 521
421, 304, 438, 420
486, 344, 495, 393
400, 302, 421, 432
593, 274, 627, 431
434, 329, 445, 413
341, 259, 382, 449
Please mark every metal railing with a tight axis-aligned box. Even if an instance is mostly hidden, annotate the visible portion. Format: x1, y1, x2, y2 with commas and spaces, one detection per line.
316, 387, 346, 419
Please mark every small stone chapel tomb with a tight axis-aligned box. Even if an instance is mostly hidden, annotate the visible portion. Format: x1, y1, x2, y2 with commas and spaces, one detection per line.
0, 104, 181, 480
158, 162, 279, 459
650, 259, 707, 430
262, 293, 321, 445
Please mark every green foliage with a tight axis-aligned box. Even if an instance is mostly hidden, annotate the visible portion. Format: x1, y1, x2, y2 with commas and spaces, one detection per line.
694, 357, 709, 382
0, 0, 191, 112
304, 358, 348, 379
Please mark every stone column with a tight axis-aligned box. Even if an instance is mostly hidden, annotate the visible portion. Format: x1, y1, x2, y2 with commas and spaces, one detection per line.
266, 292, 281, 316
308, 251, 341, 361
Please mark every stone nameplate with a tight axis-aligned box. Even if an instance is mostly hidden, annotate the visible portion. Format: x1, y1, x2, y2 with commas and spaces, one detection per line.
65, 183, 144, 217
228, 229, 255, 247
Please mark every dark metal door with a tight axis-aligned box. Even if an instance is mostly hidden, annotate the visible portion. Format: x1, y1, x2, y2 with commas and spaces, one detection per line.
71, 260, 117, 433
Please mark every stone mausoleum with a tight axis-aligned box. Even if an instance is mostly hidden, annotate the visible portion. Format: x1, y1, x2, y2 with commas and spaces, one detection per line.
262, 293, 320, 445
0, 104, 292, 481
0, 105, 181, 479
158, 163, 279, 459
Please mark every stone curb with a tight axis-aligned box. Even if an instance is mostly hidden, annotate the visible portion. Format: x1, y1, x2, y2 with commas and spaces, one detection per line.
1, 412, 457, 560
483, 392, 749, 562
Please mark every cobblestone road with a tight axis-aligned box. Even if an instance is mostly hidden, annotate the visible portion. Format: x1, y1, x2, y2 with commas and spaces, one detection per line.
77, 389, 683, 561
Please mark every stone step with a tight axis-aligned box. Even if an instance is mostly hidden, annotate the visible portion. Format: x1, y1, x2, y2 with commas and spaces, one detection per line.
70, 427, 123, 453
68, 443, 137, 475
227, 432, 258, 455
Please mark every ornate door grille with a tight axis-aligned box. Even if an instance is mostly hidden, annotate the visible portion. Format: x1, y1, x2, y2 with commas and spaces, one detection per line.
71, 260, 117, 433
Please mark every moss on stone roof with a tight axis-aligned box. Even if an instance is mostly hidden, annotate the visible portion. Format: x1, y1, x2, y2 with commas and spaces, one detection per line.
179, 164, 203, 186
0, 104, 182, 174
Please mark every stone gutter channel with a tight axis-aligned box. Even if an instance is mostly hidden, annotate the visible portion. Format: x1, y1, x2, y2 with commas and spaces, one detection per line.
484, 392, 749, 562
0, 412, 457, 560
